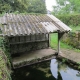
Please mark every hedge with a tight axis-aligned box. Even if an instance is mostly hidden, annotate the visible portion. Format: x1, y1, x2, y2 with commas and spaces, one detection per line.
57, 14, 80, 26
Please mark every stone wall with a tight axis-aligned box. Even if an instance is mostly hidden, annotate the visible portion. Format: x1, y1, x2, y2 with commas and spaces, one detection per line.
62, 31, 80, 49
10, 41, 49, 54
4, 34, 49, 55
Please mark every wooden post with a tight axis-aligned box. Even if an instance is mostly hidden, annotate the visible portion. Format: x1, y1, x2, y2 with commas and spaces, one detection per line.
58, 33, 60, 54
48, 34, 50, 47
58, 32, 64, 55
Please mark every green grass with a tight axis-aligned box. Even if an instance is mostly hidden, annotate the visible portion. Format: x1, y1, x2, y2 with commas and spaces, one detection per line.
50, 33, 58, 49
70, 25, 80, 32
50, 33, 80, 52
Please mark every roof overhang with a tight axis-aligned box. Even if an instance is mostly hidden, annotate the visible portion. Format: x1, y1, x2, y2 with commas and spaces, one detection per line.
0, 13, 72, 37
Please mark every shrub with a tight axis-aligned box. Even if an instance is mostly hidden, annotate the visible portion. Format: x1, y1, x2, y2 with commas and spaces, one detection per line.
56, 14, 80, 26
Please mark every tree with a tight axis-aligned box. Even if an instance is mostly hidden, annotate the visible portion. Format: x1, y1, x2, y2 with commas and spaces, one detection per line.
0, 0, 12, 13
27, 0, 47, 14
0, 0, 29, 13
0, 0, 46, 14
52, 0, 80, 15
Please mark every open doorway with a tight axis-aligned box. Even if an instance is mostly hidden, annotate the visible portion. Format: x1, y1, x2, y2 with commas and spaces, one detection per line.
50, 33, 58, 50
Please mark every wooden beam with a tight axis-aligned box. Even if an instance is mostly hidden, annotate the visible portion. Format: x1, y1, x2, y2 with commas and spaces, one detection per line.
58, 33, 60, 55
48, 34, 50, 47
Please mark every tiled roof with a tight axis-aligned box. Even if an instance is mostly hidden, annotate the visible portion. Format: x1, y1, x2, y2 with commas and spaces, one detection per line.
0, 13, 71, 36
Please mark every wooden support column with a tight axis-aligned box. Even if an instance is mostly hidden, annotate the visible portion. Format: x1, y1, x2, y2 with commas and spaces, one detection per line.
58, 32, 60, 54
48, 34, 50, 47
58, 32, 64, 55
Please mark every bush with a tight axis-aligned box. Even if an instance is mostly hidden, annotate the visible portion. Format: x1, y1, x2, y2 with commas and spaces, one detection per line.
62, 32, 80, 49
56, 14, 80, 26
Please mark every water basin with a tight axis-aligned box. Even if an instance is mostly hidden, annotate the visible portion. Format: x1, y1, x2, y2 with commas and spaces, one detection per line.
12, 59, 80, 80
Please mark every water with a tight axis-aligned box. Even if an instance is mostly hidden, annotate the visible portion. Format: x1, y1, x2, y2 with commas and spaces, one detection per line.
50, 59, 80, 80
12, 59, 80, 80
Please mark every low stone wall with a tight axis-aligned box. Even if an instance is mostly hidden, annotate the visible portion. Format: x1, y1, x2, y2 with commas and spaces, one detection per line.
62, 31, 80, 49
13, 54, 55, 69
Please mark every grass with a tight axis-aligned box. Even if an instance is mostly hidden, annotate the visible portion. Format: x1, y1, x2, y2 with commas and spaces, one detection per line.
50, 33, 58, 50
50, 33, 80, 52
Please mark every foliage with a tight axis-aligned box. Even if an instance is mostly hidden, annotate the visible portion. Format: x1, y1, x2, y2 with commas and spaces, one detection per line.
62, 32, 80, 50
0, 36, 12, 79
0, 49, 12, 80
70, 25, 80, 32
56, 14, 80, 26
0, 0, 46, 14
52, 0, 80, 15
62, 58, 67, 63
27, 0, 47, 14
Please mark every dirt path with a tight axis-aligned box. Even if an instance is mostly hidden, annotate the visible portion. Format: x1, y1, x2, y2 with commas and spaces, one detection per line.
59, 48, 80, 63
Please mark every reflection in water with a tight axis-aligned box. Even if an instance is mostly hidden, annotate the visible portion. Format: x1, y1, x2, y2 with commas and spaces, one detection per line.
50, 59, 63, 80
12, 62, 56, 80
50, 59, 80, 80
12, 59, 80, 80
50, 59, 58, 79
